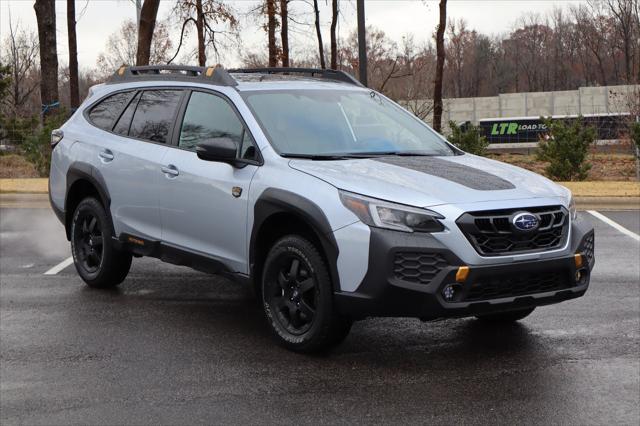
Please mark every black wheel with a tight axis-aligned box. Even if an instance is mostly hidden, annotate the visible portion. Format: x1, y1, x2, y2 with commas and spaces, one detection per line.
261, 235, 352, 353
70, 197, 132, 288
476, 307, 535, 323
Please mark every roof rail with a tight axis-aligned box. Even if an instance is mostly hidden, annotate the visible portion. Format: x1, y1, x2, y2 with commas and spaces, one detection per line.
107, 64, 238, 87
229, 67, 363, 87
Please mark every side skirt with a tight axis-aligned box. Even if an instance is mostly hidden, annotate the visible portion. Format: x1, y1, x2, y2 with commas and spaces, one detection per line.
117, 233, 250, 285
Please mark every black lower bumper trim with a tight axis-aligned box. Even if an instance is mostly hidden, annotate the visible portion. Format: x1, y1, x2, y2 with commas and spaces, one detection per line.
335, 216, 595, 320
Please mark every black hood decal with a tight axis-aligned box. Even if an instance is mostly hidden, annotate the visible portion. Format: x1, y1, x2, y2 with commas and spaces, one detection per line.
373, 157, 515, 190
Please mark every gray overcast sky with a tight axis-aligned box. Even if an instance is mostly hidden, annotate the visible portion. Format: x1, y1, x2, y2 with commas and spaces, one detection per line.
0, 0, 587, 70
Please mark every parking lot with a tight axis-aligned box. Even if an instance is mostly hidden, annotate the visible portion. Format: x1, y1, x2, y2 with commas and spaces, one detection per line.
1, 206, 639, 425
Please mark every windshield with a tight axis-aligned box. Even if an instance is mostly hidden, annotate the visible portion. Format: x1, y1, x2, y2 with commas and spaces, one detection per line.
242, 89, 455, 157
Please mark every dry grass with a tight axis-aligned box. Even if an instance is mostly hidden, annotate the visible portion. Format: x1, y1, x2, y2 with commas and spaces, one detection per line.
559, 181, 640, 197
489, 153, 638, 181
0, 154, 39, 178
0, 178, 48, 193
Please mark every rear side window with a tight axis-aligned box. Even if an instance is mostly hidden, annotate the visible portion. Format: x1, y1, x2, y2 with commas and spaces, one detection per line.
113, 92, 141, 136
129, 90, 182, 143
88, 91, 134, 130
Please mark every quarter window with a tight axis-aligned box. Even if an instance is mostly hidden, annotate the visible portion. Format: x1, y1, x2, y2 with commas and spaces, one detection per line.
129, 90, 183, 144
179, 92, 256, 160
113, 92, 141, 136
88, 91, 134, 130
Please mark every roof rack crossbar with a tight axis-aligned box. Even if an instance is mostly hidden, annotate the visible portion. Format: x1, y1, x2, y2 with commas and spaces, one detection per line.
229, 67, 363, 87
107, 65, 238, 87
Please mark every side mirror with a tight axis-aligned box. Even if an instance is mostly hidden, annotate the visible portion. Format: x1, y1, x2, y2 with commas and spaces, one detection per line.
196, 137, 237, 163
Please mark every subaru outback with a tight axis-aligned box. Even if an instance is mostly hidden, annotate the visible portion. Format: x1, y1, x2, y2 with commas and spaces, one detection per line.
49, 65, 595, 353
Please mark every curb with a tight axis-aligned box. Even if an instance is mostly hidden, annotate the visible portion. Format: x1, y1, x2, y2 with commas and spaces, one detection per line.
575, 197, 640, 210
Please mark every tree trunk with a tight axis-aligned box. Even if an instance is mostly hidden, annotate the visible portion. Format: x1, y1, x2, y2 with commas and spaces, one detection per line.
280, 0, 289, 67
34, 0, 59, 120
196, 0, 206, 66
330, 0, 338, 69
136, 0, 160, 66
432, 0, 447, 132
267, 0, 277, 67
67, 0, 79, 109
313, 0, 326, 69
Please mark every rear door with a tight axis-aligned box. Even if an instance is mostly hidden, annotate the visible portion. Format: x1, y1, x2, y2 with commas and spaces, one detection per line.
158, 90, 261, 273
94, 88, 184, 241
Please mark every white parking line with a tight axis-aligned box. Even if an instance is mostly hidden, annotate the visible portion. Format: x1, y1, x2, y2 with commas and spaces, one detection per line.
44, 256, 74, 275
587, 210, 640, 243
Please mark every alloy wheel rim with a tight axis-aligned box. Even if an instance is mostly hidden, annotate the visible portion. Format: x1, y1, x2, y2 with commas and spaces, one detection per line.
266, 255, 318, 335
75, 213, 104, 274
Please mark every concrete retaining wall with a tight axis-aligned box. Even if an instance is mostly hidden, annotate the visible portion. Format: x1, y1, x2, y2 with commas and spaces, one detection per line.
423, 84, 639, 125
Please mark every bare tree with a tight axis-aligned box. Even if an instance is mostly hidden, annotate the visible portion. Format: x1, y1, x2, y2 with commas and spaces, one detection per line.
330, 0, 339, 69
136, 0, 161, 65
313, 0, 326, 68
67, 0, 79, 109
1, 19, 40, 117
33, 0, 59, 119
266, 0, 278, 67
433, 0, 446, 132
603, 0, 638, 82
280, 0, 289, 67
170, 0, 238, 66
98, 20, 173, 73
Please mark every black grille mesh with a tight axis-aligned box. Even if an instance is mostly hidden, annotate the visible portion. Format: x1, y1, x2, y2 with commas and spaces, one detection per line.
393, 252, 449, 284
582, 233, 595, 264
464, 271, 572, 301
457, 206, 569, 256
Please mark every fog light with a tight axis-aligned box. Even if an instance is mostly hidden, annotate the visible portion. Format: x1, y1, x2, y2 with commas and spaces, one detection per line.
575, 270, 583, 282
442, 284, 460, 302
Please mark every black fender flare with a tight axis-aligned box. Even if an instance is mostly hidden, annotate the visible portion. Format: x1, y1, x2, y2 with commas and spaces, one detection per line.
250, 188, 340, 291
64, 162, 112, 239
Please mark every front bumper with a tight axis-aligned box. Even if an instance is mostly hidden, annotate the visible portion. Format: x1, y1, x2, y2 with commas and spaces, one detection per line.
334, 216, 595, 320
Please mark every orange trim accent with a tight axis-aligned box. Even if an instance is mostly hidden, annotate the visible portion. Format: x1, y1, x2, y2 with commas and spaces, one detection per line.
456, 266, 470, 283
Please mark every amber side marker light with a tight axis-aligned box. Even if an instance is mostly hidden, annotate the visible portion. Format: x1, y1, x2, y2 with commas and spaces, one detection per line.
574, 254, 583, 269
456, 266, 470, 283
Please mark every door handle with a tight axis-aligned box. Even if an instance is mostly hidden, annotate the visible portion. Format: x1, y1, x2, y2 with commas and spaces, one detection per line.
161, 165, 179, 177
99, 149, 114, 162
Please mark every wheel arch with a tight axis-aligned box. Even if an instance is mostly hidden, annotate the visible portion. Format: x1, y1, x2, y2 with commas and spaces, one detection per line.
250, 189, 340, 293
64, 162, 112, 240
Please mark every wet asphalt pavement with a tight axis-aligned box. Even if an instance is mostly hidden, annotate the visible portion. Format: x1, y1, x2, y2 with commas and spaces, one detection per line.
1, 208, 639, 425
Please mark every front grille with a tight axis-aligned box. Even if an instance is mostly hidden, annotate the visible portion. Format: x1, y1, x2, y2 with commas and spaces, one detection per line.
393, 252, 449, 285
457, 206, 569, 256
582, 232, 595, 264
463, 270, 572, 301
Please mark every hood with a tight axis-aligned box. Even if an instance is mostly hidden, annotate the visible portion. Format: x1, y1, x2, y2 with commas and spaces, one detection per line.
289, 154, 569, 207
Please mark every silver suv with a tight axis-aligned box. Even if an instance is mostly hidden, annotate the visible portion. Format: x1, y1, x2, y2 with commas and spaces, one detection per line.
49, 65, 595, 352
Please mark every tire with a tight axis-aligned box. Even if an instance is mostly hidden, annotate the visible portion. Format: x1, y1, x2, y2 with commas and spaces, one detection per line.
475, 307, 535, 323
261, 235, 352, 353
70, 197, 132, 288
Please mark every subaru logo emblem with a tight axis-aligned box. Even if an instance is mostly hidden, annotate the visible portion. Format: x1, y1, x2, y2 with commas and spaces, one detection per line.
512, 212, 539, 231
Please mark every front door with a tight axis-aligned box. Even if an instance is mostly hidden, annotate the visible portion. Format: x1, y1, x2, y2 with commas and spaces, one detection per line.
159, 90, 261, 273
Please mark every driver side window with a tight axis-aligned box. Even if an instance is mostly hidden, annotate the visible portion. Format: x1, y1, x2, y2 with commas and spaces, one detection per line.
179, 91, 258, 160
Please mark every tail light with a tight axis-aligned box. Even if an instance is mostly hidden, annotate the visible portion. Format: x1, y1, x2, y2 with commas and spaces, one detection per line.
51, 129, 64, 149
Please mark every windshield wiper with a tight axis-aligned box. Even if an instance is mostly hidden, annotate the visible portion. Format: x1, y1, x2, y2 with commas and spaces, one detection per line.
280, 153, 353, 160
343, 151, 440, 157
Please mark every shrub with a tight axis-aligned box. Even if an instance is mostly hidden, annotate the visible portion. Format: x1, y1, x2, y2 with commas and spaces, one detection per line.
21, 110, 68, 177
446, 121, 489, 156
536, 116, 596, 181
631, 121, 640, 157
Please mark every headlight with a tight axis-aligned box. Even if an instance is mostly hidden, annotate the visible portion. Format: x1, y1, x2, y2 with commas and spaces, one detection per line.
568, 194, 577, 220
339, 191, 445, 233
